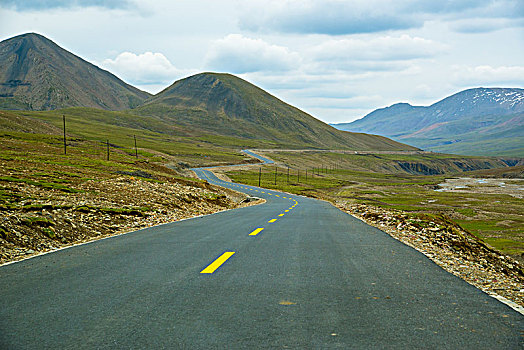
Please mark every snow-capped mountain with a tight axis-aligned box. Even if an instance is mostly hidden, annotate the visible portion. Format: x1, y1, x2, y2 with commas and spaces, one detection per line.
332, 88, 524, 157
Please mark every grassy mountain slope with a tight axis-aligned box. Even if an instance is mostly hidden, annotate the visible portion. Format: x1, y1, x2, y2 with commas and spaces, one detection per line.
135, 73, 417, 151
333, 88, 524, 156
0, 33, 150, 111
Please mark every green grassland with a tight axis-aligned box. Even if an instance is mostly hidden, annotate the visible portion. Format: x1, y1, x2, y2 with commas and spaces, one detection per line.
0, 115, 211, 213
226, 151, 524, 259
1, 108, 264, 167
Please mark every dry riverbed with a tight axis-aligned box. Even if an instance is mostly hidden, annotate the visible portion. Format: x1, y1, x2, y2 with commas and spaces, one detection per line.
435, 177, 524, 199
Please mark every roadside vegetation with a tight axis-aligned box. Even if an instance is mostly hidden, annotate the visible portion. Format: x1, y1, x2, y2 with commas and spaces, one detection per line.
0, 111, 250, 263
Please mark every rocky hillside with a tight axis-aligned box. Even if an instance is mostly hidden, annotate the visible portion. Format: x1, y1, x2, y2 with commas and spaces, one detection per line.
0, 33, 150, 110
333, 88, 524, 157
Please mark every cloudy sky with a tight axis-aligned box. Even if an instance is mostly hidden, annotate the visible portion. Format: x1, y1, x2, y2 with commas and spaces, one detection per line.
1, 0, 523, 123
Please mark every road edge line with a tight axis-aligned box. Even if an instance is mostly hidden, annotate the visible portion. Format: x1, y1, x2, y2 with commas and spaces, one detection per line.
0, 203, 264, 268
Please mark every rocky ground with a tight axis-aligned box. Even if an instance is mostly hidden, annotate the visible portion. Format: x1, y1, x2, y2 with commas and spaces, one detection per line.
0, 174, 251, 264
435, 177, 524, 199
337, 201, 524, 310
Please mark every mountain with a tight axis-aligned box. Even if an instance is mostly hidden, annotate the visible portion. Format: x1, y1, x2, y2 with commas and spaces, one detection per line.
134, 72, 417, 150
332, 88, 524, 156
0, 33, 150, 110
0, 33, 416, 151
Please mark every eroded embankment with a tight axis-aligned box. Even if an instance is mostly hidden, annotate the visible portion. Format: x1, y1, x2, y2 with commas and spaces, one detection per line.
0, 175, 250, 265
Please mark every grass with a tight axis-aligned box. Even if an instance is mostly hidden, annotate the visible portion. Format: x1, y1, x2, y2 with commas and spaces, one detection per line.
42, 227, 56, 239
75, 206, 150, 216
3, 108, 253, 168
0, 176, 82, 193
21, 217, 55, 227
484, 238, 524, 255
0, 116, 212, 220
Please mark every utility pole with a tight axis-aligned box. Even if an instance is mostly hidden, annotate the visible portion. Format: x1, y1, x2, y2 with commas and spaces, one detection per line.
62, 115, 66, 155
134, 135, 138, 158
106, 140, 109, 161
287, 166, 289, 183
274, 166, 277, 185
305, 169, 307, 182
298, 169, 300, 182
258, 167, 261, 187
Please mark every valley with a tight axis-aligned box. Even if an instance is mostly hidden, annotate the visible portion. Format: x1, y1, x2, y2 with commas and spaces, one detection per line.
0, 32, 522, 347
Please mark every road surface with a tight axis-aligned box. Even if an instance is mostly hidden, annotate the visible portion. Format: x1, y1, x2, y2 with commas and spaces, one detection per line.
1, 166, 522, 349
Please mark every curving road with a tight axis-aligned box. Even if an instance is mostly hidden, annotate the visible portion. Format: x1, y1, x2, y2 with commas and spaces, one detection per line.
0, 157, 522, 348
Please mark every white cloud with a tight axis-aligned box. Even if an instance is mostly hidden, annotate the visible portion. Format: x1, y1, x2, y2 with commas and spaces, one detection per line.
238, 0, 420, 35
310, 35, 445, 62
303, 35, 445, 74
0, 0, 134, 11
238, 0, 523, 35
450, 18, 524, 33
300, 95, 384, 109
100, 51, 183, 85
453, 65, 524, 85
204, 34, 302, 73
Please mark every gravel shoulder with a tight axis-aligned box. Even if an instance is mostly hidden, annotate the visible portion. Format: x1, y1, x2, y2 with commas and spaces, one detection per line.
338, 202, 524, 310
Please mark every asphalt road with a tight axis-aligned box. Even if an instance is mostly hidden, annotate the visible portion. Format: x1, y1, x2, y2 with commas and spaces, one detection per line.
1, 165, 522, 349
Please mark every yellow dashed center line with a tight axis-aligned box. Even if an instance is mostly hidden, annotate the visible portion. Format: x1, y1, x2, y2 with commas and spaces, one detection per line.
249, 228, 264, 236
196, 177, 306, 274
200, 252, 235, 274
